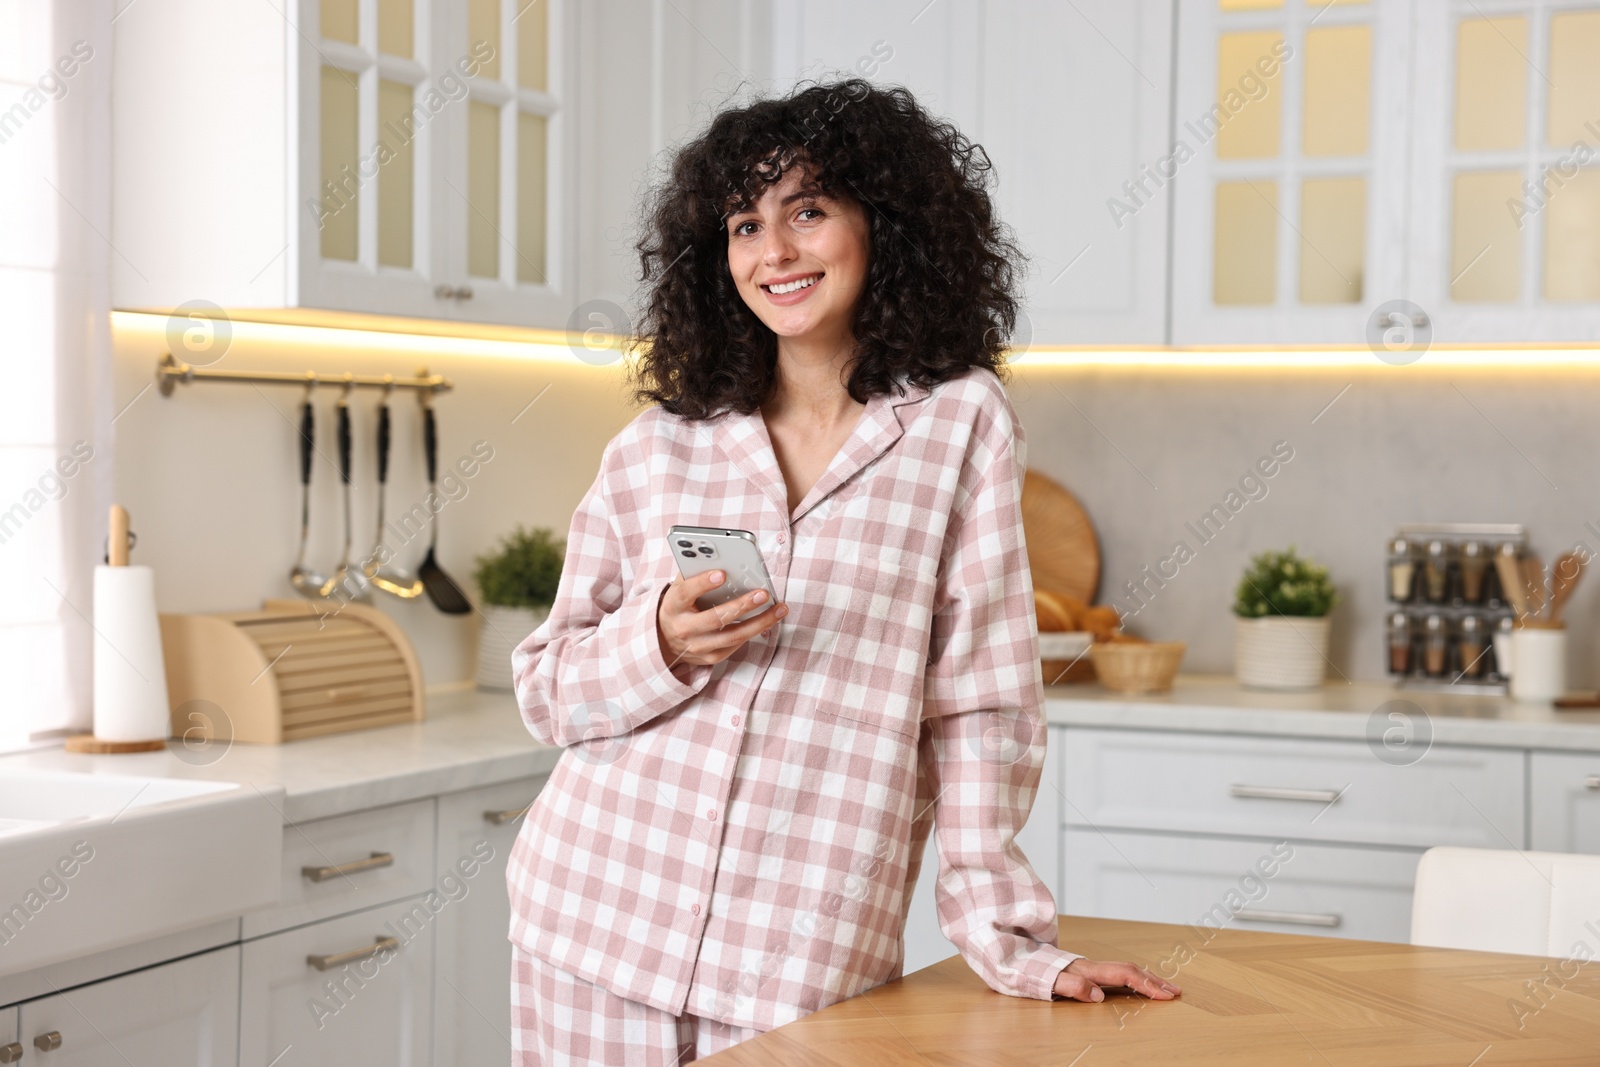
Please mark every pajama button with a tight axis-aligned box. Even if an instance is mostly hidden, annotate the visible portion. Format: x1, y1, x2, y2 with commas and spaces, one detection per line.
730, 714, 740, 727
707, 809, 717, 821
776, 533, 785, 543
691, 904, 700, 916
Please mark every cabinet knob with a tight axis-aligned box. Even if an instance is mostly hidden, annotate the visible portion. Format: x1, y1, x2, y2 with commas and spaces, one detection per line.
0, 1041, 23, 1062
454, 285, 474, 301
434, 284, 457, 300
33, 1031, 62, 1051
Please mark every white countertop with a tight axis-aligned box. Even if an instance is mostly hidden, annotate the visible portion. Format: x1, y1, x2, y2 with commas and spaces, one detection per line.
0, 688, 558, 824
6, 678, 1597, 832
1045, 674, 1600, 751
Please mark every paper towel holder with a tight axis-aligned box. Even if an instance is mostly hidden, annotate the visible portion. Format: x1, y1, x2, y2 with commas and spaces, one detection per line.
67, 505, 171, 754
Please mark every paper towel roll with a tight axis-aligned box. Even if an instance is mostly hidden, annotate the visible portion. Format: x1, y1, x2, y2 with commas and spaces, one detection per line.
92, 564, 171, 743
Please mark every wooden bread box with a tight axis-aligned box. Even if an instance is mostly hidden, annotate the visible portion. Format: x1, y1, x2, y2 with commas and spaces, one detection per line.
160, 598, 424, 744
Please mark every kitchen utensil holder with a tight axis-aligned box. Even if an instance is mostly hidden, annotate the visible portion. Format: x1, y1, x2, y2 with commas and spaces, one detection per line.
160, 599, 424, 744
1384, 522, 1524, 694
157, 353, 453, 398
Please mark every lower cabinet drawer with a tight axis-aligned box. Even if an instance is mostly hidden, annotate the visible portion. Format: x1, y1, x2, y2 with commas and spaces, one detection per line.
241, 897, 434, 1067
1061, 828, 1421, 944
1062, 727, 1526, 849
1530, 751, 1600, 853
244, 798, 437, 939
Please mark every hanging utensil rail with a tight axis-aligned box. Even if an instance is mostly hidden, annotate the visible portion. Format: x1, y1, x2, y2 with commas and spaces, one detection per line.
157, 353, 452, 397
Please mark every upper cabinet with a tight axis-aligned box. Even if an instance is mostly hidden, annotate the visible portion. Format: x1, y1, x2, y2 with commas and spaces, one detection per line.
113, 0, 574, 328
1171, 0, 1600, 345
112, 0, 1600, 342
770, 0, 1175, 344
1171, 0, 1414, 344
1408, 0, 1600, 341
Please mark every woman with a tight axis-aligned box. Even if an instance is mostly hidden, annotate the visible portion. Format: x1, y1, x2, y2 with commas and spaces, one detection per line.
508, 78, 1180, 1065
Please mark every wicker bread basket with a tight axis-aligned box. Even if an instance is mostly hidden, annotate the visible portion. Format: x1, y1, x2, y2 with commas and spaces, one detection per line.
1089, 641, 1187, 694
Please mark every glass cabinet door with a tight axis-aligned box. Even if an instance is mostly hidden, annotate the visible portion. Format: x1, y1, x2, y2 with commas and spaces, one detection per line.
299, 0, 443, 316
449, 0, 561, 318
1411, 1, 1600, 340
1172, 0, 1412, 343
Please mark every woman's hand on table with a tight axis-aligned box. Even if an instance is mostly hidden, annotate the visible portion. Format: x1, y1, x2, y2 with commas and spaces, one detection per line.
1053, 959, 1182, 1003
657, 569, 787, 672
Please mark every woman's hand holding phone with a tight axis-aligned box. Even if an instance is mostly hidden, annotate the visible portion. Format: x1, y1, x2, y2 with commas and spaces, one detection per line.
657, 570, 787, 674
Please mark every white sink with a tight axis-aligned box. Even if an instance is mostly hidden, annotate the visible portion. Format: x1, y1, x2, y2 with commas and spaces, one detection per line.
0, 767, 283, 978
0, 768, 238, 836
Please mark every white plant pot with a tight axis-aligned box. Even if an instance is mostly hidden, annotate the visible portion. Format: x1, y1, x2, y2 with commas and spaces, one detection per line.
476, 605, 549, 692
1234, 615, 1331, 690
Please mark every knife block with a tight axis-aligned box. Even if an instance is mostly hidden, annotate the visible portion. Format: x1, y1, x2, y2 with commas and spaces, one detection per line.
160, 599, 424, 744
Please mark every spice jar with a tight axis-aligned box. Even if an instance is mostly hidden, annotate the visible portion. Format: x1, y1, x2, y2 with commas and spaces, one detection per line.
1492, 615, 1515, 679
1459, 541, 1488, 604
1387, 611, 1413, 674
1388, 538, 1416, 602
1458, 614, 1487, 678
1422, 613, 1448, 676
1423, 540, 1451, 603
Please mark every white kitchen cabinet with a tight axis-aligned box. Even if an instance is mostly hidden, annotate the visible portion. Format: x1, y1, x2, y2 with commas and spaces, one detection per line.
1530, 751, 1600, 854
979, 0, 1175, 344
1062, 727, 1526, 850
770, 0, 1172, 344
433, 775, 547, 1065
244, 797, 438, 940
112, 0, 576, 329
1062, 828, 1420, 944
240, 897, 434, 1067
1170, 0, 1415, 343
574, 0, 774, 313
1407, 0, 1600, 342
16, 946, 240, 1067
901, 724, 1064, 976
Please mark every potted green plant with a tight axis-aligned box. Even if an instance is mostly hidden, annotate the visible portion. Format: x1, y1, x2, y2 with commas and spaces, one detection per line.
473, 526, 564, 692
1233, 547, 1338, 690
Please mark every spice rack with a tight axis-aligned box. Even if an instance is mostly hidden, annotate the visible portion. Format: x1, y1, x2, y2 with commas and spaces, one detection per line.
1385, 523, 1525, 693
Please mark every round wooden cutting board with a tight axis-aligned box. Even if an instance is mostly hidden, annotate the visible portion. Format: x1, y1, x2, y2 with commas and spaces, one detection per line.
1021, 468, 1100, 604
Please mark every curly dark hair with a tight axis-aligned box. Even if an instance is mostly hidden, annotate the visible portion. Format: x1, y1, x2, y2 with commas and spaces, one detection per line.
628, 78, 1026, 421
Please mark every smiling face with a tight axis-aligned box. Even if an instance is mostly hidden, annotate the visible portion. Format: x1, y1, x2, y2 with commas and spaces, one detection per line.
725, 165, 871, 348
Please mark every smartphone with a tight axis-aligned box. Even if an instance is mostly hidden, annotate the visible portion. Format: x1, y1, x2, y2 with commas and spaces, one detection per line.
668, 525, 779, 624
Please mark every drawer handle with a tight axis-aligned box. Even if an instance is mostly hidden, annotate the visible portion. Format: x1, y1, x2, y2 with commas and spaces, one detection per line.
302, 851, 394, 883
1230, 784, 1343, 804
1585, 775, 1600, 791
307, 935, 401, 972
33, 1032, 62, 1052
0, 1041, 22, 1062
1235, 908, 1342, 928
483, 806, 530, 825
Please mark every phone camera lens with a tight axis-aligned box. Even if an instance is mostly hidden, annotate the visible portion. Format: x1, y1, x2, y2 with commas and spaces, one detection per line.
698, 546, 715, 555
675, 540, 692, 548
680, 550, 697, 558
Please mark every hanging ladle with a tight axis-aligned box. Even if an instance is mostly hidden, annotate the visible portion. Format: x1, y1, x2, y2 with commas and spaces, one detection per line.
363, 381, 424, 598
320, 380, 370, 601
288, 380, 332, 598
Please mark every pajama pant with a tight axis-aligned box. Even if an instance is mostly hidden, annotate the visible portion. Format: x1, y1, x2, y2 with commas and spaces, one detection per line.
511, 946, 763, 1065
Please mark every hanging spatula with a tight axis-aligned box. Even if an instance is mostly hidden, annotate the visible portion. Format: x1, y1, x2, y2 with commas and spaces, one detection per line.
418, 393, 471, 615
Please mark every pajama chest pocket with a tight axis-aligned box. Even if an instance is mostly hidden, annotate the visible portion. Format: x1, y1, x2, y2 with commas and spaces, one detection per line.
813, 558, 927, 740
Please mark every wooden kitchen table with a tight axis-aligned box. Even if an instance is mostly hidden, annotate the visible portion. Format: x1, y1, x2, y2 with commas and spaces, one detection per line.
697, 915, 1600, 1065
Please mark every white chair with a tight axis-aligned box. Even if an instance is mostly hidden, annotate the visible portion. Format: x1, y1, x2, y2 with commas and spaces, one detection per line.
1410, 846, 1600, 958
